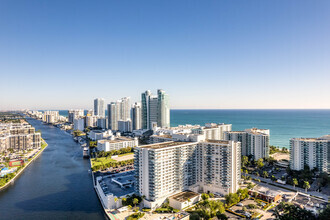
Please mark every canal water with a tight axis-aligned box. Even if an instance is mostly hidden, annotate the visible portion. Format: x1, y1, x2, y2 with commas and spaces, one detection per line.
0, 118, 105, 220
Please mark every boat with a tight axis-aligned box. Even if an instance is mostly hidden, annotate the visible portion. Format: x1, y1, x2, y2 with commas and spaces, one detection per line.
83, 147, 89, 158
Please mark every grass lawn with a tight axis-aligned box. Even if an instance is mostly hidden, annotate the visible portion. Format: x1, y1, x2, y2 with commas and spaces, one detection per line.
91, 157, 117, 167
118, 152, 134, 157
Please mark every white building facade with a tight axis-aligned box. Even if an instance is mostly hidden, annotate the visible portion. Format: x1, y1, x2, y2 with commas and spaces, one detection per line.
290, 136, 330, 173
134, 140, 241, 209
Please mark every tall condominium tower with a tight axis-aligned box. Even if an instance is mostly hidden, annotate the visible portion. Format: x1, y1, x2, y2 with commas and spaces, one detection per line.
134, 140, 241, 209
224, 128, 269, 160
157, 89, 170, 128
94, 98, 105, 118
107, 102, 120, 130
120, 97, 131, 121
141, 89, 170, 130
107, 97, 131, 131
131, 102, 142, 130
68, 109, 84, 123
290, 136, 330, 173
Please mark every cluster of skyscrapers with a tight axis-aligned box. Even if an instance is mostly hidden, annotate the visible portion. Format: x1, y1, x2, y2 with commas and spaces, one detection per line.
83, 89, 170, 133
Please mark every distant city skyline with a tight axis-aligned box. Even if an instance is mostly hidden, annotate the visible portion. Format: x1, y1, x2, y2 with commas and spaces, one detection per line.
1, 1, 330, 110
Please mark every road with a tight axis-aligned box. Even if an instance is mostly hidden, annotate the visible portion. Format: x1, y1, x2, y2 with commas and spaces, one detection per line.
247, 174, 329, 201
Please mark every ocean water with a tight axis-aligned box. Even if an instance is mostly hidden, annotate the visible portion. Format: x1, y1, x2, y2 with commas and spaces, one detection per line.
54, 109, 330, 148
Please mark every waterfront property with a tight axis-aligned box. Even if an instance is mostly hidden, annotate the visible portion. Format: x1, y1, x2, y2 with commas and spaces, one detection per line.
134, 140, 241, 209
97, 136, 138, 152
224, 128, 270, 160
95, 171, 135, 210
290, 136, 330, 173
0, 122, 41, 153
150, 123, 232, 144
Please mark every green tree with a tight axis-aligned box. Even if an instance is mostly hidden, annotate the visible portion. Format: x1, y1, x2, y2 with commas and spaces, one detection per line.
242, 156, 249, 167
195, 200, 225, 219
263, 171, 269, 178
273, 202, 316, 220
133, 198, 139, 209
201, 193, 210, 200
303, 181, 310, 193
257, 158, 264, 169
225, 193, 240, 206
292, 178, 298, 189
319, 204, 330, 220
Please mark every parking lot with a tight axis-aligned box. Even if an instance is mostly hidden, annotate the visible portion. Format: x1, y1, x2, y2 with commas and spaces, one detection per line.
99, 171, 135, 197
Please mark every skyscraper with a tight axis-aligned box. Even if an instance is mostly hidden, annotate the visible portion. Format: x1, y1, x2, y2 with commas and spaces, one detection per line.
131, 102, 142, 130
141, 89, 170, 130
107, 102, 120, 130
141, 90, 151, 129
107, 97, 131, 131
224, 128, 270, 160
94, 98, 105, 118
135, 140, 240, 209
290, 136, 330, 173
157, 89, 170, 128
120, 97, 131, 121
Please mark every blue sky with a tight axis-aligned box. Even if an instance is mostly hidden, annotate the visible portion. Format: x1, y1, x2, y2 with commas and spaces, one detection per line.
0, 0, 329, 110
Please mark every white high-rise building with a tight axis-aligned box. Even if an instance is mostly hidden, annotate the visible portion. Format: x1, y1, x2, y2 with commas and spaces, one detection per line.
195, 123, 232, 140
108, 102, 120, 130
120, 97, 131, 121
157, 89, 170, 128
73, 118, 85, 131
68, 109, 84, 123
135, 140, 241, 209
94, 98, 105, 117
43, 111, 60, 124
131, 102, 142, 130
86, 115, 98, 127
107, 97, 131, 131
224, 128, 269, 160
290, 136, 330, 173
141, 89, 170, 129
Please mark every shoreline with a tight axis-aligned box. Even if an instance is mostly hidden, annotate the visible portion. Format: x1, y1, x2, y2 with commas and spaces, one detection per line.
0, 139, 48, 192
90, 159, 111, 220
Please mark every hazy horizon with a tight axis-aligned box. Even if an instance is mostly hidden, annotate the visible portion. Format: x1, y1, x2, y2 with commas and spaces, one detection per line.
1, 1, 329, 110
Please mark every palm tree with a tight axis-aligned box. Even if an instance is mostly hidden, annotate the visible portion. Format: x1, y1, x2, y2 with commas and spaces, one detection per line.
293, 178, 298, 189
303, 181, 310, 193
263, 171, 268, 178
133, 198, 139, 209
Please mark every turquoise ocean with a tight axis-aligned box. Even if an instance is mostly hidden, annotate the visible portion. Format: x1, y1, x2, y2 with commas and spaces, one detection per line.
55, 109, 330, 148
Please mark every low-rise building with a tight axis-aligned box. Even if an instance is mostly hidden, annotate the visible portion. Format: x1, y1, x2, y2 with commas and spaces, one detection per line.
97, 136, 138, 152
88, 130, 113, 141
249, 185, 282, 203
169, 191, 200, 210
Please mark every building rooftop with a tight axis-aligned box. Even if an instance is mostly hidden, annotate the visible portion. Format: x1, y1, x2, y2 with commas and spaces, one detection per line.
152, 134, 173, 138
138, 141, 192, 150
291, 137, 330, 142
252, 185, 281, 198
226, 131, 246, 133
98, 137, 135, 144
204, 139, 231, 144
169, 191, 200, 202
